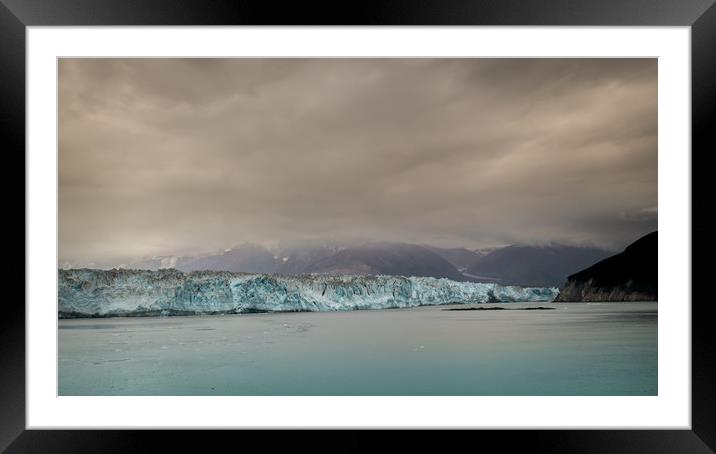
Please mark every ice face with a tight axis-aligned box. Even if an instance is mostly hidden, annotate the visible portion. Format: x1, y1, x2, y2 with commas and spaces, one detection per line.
58, 268, 559, 317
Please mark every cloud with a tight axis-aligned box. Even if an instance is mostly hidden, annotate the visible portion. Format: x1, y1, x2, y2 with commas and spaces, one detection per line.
59, 58, 657, 263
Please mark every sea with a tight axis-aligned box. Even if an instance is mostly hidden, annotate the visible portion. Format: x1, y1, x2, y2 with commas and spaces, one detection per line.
58, 302, 657, 396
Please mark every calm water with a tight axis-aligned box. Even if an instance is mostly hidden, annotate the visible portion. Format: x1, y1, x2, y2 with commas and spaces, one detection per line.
58, 302, 657, 396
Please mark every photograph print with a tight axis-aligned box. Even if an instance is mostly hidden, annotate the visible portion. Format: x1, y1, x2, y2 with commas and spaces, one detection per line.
58, 58, 658, 396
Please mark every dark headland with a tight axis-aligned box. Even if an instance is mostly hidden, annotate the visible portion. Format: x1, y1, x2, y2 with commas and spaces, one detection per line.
443, 306, 555, 311
554, 231, 657, 302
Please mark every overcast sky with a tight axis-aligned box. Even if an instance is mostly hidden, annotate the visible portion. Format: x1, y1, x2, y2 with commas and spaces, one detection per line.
59, 58, 657, 264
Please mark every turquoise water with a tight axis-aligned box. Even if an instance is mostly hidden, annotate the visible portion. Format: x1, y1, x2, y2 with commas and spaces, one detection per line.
58, 302, 657, 396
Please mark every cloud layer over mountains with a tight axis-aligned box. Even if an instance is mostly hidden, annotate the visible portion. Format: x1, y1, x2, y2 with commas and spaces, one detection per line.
59, 58, 657, 264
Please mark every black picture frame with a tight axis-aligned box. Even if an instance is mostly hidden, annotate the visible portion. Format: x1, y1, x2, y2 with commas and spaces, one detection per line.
5, 0, 714, 452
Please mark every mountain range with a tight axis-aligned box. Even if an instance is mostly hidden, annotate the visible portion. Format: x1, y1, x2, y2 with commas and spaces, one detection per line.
465, 244, 613, 287
119, 240, 622, 288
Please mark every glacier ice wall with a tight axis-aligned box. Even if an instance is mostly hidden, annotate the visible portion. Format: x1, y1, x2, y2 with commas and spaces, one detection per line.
58, 268, 559, 317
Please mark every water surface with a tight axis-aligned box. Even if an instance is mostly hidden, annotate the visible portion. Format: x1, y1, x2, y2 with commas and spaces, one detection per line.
58, 302, 657, 395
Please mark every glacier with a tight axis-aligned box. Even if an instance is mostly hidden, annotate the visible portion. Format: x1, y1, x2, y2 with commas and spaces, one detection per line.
58, 268, 559, 318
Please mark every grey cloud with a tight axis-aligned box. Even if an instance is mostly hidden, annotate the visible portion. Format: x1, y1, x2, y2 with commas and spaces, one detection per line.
59, 58, 657, 264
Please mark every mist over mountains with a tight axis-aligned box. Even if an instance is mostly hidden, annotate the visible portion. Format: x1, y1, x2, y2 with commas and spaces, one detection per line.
179, 243, 277, 274
65, 239, 623, 288
307, 243, 465, 281
465, 245, 612, 287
